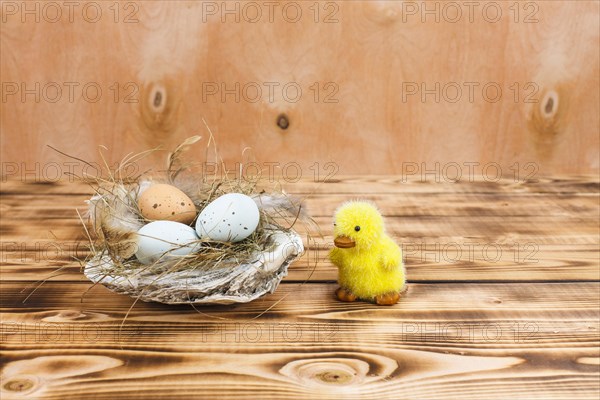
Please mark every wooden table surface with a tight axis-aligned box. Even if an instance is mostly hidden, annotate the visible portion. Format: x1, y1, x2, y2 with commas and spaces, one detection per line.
1, 176, 599, 399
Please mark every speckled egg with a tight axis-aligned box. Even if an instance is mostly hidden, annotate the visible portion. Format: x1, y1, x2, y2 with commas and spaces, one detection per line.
138, 184, 197, 225
135, 221, 200, 265
195, 193, 260, 242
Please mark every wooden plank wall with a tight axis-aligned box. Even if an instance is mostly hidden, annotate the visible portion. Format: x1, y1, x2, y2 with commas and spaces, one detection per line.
1, 0, 599, 176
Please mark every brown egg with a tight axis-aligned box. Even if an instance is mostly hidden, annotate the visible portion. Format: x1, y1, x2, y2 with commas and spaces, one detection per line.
138, 184, 197, 225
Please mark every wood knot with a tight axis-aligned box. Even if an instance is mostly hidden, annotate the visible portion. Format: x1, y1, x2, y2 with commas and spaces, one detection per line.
541, 90, 559, 119
527, 87, 566, 159
58, 310, 86, 319
315, 369, 354, 384
139, 81, 177, 132
297, 361, 362, 386
277, 114, 289, 130
149, 84, 167, 114
41, 310, 110, 324
279, 357, 376, 387
2, 376, 39, 394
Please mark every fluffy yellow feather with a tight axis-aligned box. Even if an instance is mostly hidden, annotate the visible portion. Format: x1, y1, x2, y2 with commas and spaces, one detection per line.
329, 201, 406, 305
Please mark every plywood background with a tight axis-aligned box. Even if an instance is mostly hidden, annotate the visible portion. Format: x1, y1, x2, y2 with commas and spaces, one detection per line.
1, 0, 599, 177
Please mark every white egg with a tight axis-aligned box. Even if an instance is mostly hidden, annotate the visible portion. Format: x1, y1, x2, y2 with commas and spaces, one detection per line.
195, 193, 260, 242
135, 221, 200, 265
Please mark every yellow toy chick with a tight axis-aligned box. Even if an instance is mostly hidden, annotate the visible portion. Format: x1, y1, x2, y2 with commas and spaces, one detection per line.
329, 201, 407, 305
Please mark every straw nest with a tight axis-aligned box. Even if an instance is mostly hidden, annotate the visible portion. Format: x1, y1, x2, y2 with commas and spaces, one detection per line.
82, 137, 306, 305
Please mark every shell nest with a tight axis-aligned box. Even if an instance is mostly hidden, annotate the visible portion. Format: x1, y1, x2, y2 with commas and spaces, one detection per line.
81, 136, 307, 305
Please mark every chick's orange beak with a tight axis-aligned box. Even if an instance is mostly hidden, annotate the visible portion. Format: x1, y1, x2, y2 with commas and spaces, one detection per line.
334, 235, 355, 249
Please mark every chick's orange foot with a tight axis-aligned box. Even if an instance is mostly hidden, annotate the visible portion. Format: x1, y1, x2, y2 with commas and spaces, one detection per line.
374, 292, 401, 306
335, 287, 357, 302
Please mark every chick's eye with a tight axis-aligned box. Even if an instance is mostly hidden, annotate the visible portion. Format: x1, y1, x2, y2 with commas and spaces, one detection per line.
354, 226, 361, 232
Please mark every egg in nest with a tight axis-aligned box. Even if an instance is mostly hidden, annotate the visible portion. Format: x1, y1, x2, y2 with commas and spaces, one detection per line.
138, 184, 197, 225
